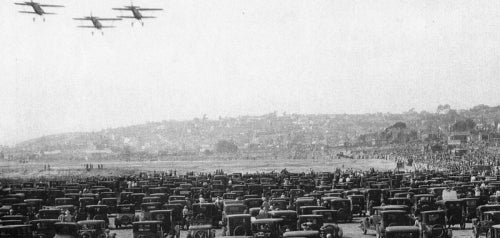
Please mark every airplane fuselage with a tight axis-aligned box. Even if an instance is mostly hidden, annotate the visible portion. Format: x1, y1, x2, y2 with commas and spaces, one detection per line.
91, 18, 102, 29
131, 8, 142, 20
30, 3, 45, 15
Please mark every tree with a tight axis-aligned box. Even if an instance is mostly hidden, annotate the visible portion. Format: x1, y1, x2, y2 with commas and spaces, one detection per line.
215, 140, 238, 153
451, 119, 476, 132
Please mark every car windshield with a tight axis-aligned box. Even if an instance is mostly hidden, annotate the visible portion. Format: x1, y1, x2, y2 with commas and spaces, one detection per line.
425, 214, 444, 225
351, 197, 362, 202
300, 218, 320, 225
35, 222, 54, 230
135, 224, 158, 232
319, 212, 335, 223
489, 213, 500, 223
332, 201, 349, 208
226, 206, 245, 214
254, 223, 272, 232
384, 214, 408, 224
56, 225, 77, 235
118, 207, 133, 213
81, 223, 102, 229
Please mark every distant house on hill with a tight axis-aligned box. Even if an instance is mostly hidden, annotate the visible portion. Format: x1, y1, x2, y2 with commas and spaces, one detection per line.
42, 150, 61, 155
447, 132, 471, 146
371, 138, 389, 146
448, 131, 472, 143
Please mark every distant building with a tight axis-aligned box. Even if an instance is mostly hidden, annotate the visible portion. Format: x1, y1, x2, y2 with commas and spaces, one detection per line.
448, 132, 471, 144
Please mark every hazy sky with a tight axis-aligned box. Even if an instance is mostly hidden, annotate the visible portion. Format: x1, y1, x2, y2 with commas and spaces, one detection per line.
2, 0, 500, 144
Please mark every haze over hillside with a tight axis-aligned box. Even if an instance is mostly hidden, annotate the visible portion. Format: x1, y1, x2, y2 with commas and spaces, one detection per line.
6, 104, 500, 156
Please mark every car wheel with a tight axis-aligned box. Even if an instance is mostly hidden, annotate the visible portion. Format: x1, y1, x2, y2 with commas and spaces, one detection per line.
337, 208, 347, 223
81, 232, 92, 238
430, 224, 445, 237
233, 225, 246, 236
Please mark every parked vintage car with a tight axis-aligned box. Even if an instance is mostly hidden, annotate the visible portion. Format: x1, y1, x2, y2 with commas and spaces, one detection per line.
151, 210, 175, 236
412, 194, 436, 218
0, 224, 33, 238
269, 210, 298, 231
223, 214, 252, 236
252, 218, 283, 238
133, 221, 165, 238
419, 210, 453, 238
463, 197, 480, 221
115, 204, 135, 228
322, 198, 352, 222
360, 206, 412, 238
189, 224, 215, 238
53, 222, 79, 238
31, 219, 59, 238
37, 209, 61, 220
77, 220, 106, 238
297, 215, 323, 231
86, 205, 109, 226
347, 194, 365, 216
473, 210, 500, 238
364, 189, 382, 215
192, 203, 220, 227
435, 199, 466, 229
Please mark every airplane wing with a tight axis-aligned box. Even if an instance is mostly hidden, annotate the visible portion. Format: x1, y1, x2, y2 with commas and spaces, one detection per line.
100, 26, 116, 28
96, 18, 122, 21
77, 26, 96, 28
139, 8, 163, 11
112, 8, 130, 11
117, 16, 135, 18
140, 16, 156, 18
18, 11, 37, 14
14, 3, 30, 6
39, 4, 64, 7
73, 18, 90, 20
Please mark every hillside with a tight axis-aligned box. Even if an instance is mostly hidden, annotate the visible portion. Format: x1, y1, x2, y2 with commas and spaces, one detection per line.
7, 104, 500, 155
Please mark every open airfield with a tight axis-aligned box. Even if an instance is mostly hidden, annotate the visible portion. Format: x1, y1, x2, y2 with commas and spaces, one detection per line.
0, 156, 396, 179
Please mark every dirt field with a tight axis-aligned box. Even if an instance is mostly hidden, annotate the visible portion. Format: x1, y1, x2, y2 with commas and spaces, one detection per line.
0, 156, 397, 180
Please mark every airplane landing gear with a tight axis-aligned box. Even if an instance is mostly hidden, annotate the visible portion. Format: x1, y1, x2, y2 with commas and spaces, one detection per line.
91, 31, 94, 36
141, 21, 144, 26
131, 21, 134, 27
33, 17, 36, 22
43, 17, 45, 22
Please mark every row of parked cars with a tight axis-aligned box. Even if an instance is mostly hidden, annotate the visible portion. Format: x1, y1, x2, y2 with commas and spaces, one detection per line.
2, 171, 500, 237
